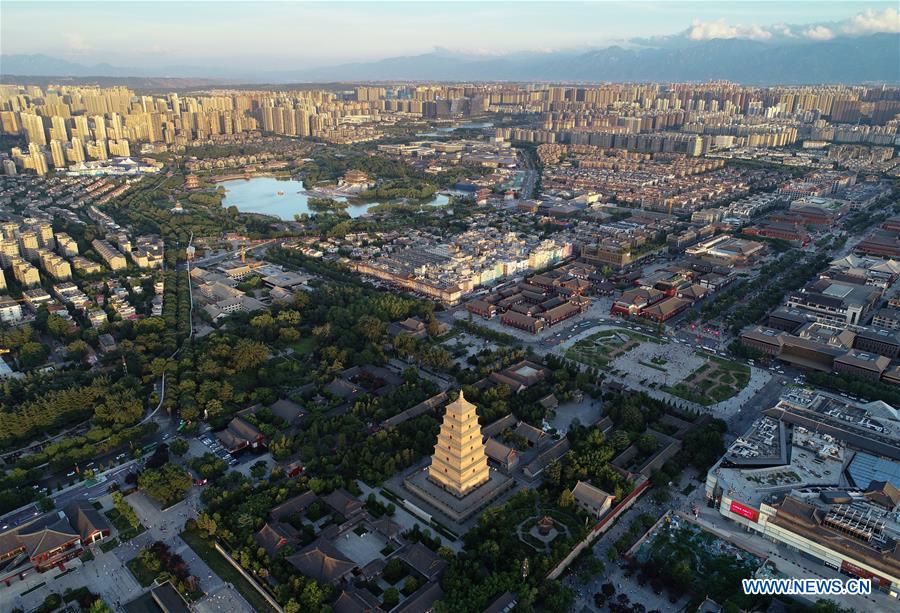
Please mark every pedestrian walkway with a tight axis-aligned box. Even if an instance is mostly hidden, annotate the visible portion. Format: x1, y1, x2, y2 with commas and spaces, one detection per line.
710, 366, 772, 414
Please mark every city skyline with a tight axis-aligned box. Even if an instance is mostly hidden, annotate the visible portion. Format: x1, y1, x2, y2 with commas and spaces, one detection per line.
2, 1, 899, 73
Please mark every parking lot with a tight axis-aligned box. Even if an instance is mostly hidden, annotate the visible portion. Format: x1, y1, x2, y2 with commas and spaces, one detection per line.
198, 434, 239, 468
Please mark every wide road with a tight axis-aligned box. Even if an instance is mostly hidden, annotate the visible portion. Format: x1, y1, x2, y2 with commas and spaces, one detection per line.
518, 147, 538, 200
182, 237, 283, 271
0, 461, 139, 532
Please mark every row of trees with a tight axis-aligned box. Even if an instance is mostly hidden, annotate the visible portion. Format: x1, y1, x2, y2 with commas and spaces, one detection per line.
700, 250, 830, 335
0, 376, 144, 449
806, 371, 900, 406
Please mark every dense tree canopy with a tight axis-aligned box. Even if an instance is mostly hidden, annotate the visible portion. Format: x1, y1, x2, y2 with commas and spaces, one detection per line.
139, 462, 193, 507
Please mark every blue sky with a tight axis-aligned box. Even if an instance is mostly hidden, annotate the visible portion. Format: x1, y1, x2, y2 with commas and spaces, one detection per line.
2, 1, 898, 69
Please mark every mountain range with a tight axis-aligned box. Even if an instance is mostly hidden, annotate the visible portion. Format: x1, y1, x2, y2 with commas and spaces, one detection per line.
2, 33, 897, 84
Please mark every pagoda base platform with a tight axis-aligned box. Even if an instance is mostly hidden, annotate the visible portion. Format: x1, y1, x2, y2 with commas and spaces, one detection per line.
403, 467, 514, 525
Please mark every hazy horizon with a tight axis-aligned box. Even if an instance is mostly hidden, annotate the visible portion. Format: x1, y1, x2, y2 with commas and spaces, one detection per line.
2, 1, 899, 73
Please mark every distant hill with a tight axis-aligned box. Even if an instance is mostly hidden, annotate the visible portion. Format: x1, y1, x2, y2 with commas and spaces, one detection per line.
287, 34, 898, 84
2, 33, 897, 84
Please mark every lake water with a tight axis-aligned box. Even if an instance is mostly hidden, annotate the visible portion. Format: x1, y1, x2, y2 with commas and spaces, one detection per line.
417, 121, 495, 138
438, 121, 494, 132
221, 176, 449, 220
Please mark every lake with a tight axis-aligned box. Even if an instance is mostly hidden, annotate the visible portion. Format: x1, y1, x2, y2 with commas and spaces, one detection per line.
221, 176, 449, 220
417, 121, 495, 138
439, 121, 494, 131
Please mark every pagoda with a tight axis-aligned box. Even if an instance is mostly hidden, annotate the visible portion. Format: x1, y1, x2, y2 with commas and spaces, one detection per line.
428, 391, 490, 497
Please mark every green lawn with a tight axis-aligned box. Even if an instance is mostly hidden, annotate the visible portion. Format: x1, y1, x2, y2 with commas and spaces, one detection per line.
594, 328, 660, 345
697, 352, 751, 377
180, 529, 278, 613
99, 538, 120, 553
290, 337, 316, 356
104, 508, 146, 542
666, 354, 751, 406
565, 346, 610, 369
566, 328, 664, 370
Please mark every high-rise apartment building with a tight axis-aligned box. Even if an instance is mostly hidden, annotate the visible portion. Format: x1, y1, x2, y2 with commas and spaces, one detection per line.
55, 233, 79, 257
50, 140, 67, 168
86, 140, 108, 161
68, 138, 86, 163
18, 230, 40, 260
36, 223, 54, 249
72, 115, 90, 140
0, 111, 20, 134
21, 113, 46, 145
49, 116, 68, 142
108, 139, 130, 157
91, 239, 127, 270
0, 238, 19, 267
92, 115, 107, 141
28, 143, 48, 175
37, 249, 72, 281
10, 256, 41, 287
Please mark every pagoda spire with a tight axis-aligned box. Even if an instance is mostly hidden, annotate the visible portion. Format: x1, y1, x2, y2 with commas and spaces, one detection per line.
428, 391, 490, 497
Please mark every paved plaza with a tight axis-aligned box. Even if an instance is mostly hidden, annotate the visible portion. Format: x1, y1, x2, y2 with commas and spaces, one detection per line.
335, 528, 389, 566
384, 460, 525, 536
548, 397, 603, 433
194, 585, 256, 613
552, 323, 767, 417
609, 340, 706, 386
403, 463, 514, 526
709, 365, 772, 414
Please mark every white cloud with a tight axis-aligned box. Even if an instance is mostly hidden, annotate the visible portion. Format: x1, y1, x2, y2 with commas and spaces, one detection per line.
803, 26, 834, 41
64, 33, 93, 52
770, 23, 795, 38
687, 9, 898, 44
688, 18, 772, 41
840, 8, 900, 35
